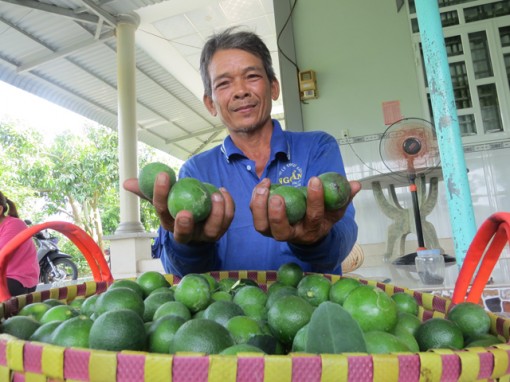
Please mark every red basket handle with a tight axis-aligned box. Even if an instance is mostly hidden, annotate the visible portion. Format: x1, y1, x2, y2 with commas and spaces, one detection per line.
0, 221, 113, 301
452, 212, 510, 304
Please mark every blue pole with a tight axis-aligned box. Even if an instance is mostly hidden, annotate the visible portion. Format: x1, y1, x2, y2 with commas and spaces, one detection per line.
414, 0, 477, 266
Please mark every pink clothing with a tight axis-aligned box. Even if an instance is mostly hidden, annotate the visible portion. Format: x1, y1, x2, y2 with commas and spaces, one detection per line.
0, 216, 39, 288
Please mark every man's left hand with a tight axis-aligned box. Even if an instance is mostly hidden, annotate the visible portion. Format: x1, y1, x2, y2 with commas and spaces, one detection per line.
250, 177, 361, 245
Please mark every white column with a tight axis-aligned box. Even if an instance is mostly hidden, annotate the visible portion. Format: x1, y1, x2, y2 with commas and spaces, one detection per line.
106, 13, 156, 278
115, 13, 144, 234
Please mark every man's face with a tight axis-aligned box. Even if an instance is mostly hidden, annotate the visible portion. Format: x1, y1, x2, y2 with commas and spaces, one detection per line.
203, 49, 279, 133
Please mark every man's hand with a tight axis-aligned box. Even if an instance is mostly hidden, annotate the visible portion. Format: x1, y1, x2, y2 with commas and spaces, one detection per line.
123, 173, 235, 244
250, 177, 361, 245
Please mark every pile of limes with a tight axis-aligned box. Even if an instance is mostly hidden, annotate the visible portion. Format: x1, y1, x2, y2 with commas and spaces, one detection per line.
0, 265, 503, 355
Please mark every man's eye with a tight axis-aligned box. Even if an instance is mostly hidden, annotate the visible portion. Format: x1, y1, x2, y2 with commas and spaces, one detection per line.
215, 81, 229, 89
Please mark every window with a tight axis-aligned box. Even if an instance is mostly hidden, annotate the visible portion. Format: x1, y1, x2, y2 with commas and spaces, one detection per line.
408, 1, 510, 139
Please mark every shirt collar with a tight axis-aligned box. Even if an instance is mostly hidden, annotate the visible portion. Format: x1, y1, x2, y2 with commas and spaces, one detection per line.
220, 119, 290, 163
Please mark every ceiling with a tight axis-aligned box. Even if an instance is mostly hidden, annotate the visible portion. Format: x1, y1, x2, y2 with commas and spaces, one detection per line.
0, 0, 284, 161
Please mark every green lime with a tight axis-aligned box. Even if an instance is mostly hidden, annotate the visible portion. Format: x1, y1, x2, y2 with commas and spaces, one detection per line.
51, 315, 94, 348
241, 303, 268, 321
329, 277, 362, 305
276, 262, 304, 288
415, 318, 464, 351
136, 271, 171, 298
446, 302, 491, 339
266, 285, 298, 309
94, 287, 145, 318
29, 321, 62, 343
297, 274, 331, 307
80, 294, 99, 317
168, 318, 234, 354
69, 297, 87, 310
291, 323, 309, 352
174, 273, 211, 313
153, 301, 191, 321
18, 302, 52, 321
270, 185, 307, 224
267, 295, 314, 345
40, 305, 80, 324
42, 299, 65, 307
392, 312, 421, 337
200, 273, 218, 291
391, 292, 419, 316
167, 177, 212, 222
318, 172, 351, 210
226, 315, 264, 344
365, 331, 411, 354
203, 300, 245, 326
233, 286, 267, 309
139, 162, 177, 200
211, 291, 232, 302
144, 292, 178, 322
147, 315, 186, 354
109, 279, 145, 299
89, 309, 147, 351
343, 285, 398, 333
2, 316, 40, 340
219, 344, 265, 355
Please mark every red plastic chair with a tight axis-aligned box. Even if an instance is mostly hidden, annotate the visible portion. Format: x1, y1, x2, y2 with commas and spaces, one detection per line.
0, 221, 113, 301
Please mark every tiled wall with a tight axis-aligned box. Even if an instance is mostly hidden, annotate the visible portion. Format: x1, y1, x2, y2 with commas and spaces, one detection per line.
434, 288, 510, 316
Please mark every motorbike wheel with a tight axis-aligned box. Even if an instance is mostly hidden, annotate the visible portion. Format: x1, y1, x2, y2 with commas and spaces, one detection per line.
42, 258, 79, 284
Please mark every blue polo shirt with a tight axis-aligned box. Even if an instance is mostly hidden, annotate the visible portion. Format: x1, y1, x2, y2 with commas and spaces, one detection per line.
160, 120, 358, 276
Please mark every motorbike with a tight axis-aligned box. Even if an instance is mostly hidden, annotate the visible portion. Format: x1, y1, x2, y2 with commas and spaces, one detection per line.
25, 220, 79, 284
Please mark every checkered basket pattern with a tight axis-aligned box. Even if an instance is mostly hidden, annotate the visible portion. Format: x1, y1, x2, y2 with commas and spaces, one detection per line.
1, 213, 510, 381
2, 271, 510, 382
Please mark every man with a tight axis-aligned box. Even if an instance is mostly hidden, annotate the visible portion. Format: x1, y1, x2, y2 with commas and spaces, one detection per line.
125, 27, 360, 276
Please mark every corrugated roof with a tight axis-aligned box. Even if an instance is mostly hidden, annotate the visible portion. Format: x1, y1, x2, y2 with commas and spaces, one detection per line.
0, 0, 280, 160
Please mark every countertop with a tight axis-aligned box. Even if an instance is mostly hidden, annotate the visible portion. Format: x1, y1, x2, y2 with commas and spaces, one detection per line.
348, 257, 510, 292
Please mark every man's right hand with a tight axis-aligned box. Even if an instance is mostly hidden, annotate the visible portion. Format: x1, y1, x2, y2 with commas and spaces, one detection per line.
123, 172, 235, 244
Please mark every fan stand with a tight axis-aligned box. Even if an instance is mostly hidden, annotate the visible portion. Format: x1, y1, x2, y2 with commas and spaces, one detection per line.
391, 174, 426, 266
391, 173, 456, 267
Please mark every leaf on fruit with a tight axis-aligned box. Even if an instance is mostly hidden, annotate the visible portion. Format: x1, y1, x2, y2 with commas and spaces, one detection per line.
305, 301, 366, 353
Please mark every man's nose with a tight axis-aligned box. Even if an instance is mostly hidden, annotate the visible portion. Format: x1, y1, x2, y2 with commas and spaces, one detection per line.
233, 80, 250, 99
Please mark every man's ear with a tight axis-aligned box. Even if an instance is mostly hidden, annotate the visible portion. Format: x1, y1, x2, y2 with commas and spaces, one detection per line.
203, 94, 217, 116
271, 78, 280, 101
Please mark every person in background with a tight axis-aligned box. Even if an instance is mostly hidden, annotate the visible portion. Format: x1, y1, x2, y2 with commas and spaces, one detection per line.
0, 191, 40, 296
124, 27, 361, 277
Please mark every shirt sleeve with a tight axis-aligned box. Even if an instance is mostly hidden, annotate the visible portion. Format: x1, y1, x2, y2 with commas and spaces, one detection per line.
286, 132, 358, 274
159, 161, 218, 277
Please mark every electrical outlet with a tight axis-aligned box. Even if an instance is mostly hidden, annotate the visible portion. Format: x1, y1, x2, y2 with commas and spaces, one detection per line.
341, 129, 349, 138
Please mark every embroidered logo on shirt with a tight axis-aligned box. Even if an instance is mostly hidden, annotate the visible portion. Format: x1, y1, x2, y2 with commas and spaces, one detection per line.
278, 163, 304, 186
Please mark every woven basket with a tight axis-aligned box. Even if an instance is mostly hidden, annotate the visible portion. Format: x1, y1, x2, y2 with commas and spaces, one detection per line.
1, 215, 510, 381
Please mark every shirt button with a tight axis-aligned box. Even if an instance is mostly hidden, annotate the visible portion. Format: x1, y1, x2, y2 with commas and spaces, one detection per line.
246, 165, 252, 171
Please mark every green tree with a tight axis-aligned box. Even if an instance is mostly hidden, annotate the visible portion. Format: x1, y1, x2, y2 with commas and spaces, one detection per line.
1, 120, 180, 277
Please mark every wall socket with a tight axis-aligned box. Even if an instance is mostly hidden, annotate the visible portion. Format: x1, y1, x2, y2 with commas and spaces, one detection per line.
341, 129, 349, 138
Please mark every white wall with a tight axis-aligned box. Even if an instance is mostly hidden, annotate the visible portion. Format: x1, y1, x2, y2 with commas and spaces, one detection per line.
284, 1, 510, 260
291, 1, 425, 138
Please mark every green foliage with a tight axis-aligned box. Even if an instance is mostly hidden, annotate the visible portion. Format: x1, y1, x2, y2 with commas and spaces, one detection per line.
305, 301, 367, 353
1, 119, 180, 278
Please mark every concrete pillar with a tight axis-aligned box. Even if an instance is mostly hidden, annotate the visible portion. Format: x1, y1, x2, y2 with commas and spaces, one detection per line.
106, 13, 154, 278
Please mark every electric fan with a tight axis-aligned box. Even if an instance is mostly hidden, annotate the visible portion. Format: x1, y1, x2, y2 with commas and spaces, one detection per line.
378, 117, 455, 266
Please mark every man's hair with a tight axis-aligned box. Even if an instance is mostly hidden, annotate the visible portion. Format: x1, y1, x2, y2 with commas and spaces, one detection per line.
199, 26, 277, 97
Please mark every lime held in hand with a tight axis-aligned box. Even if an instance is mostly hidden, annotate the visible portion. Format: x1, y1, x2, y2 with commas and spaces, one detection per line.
270, 185, 307, 225
167, 177, 212, 222
138, 162, 177, 200
318, 172, 351, 210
